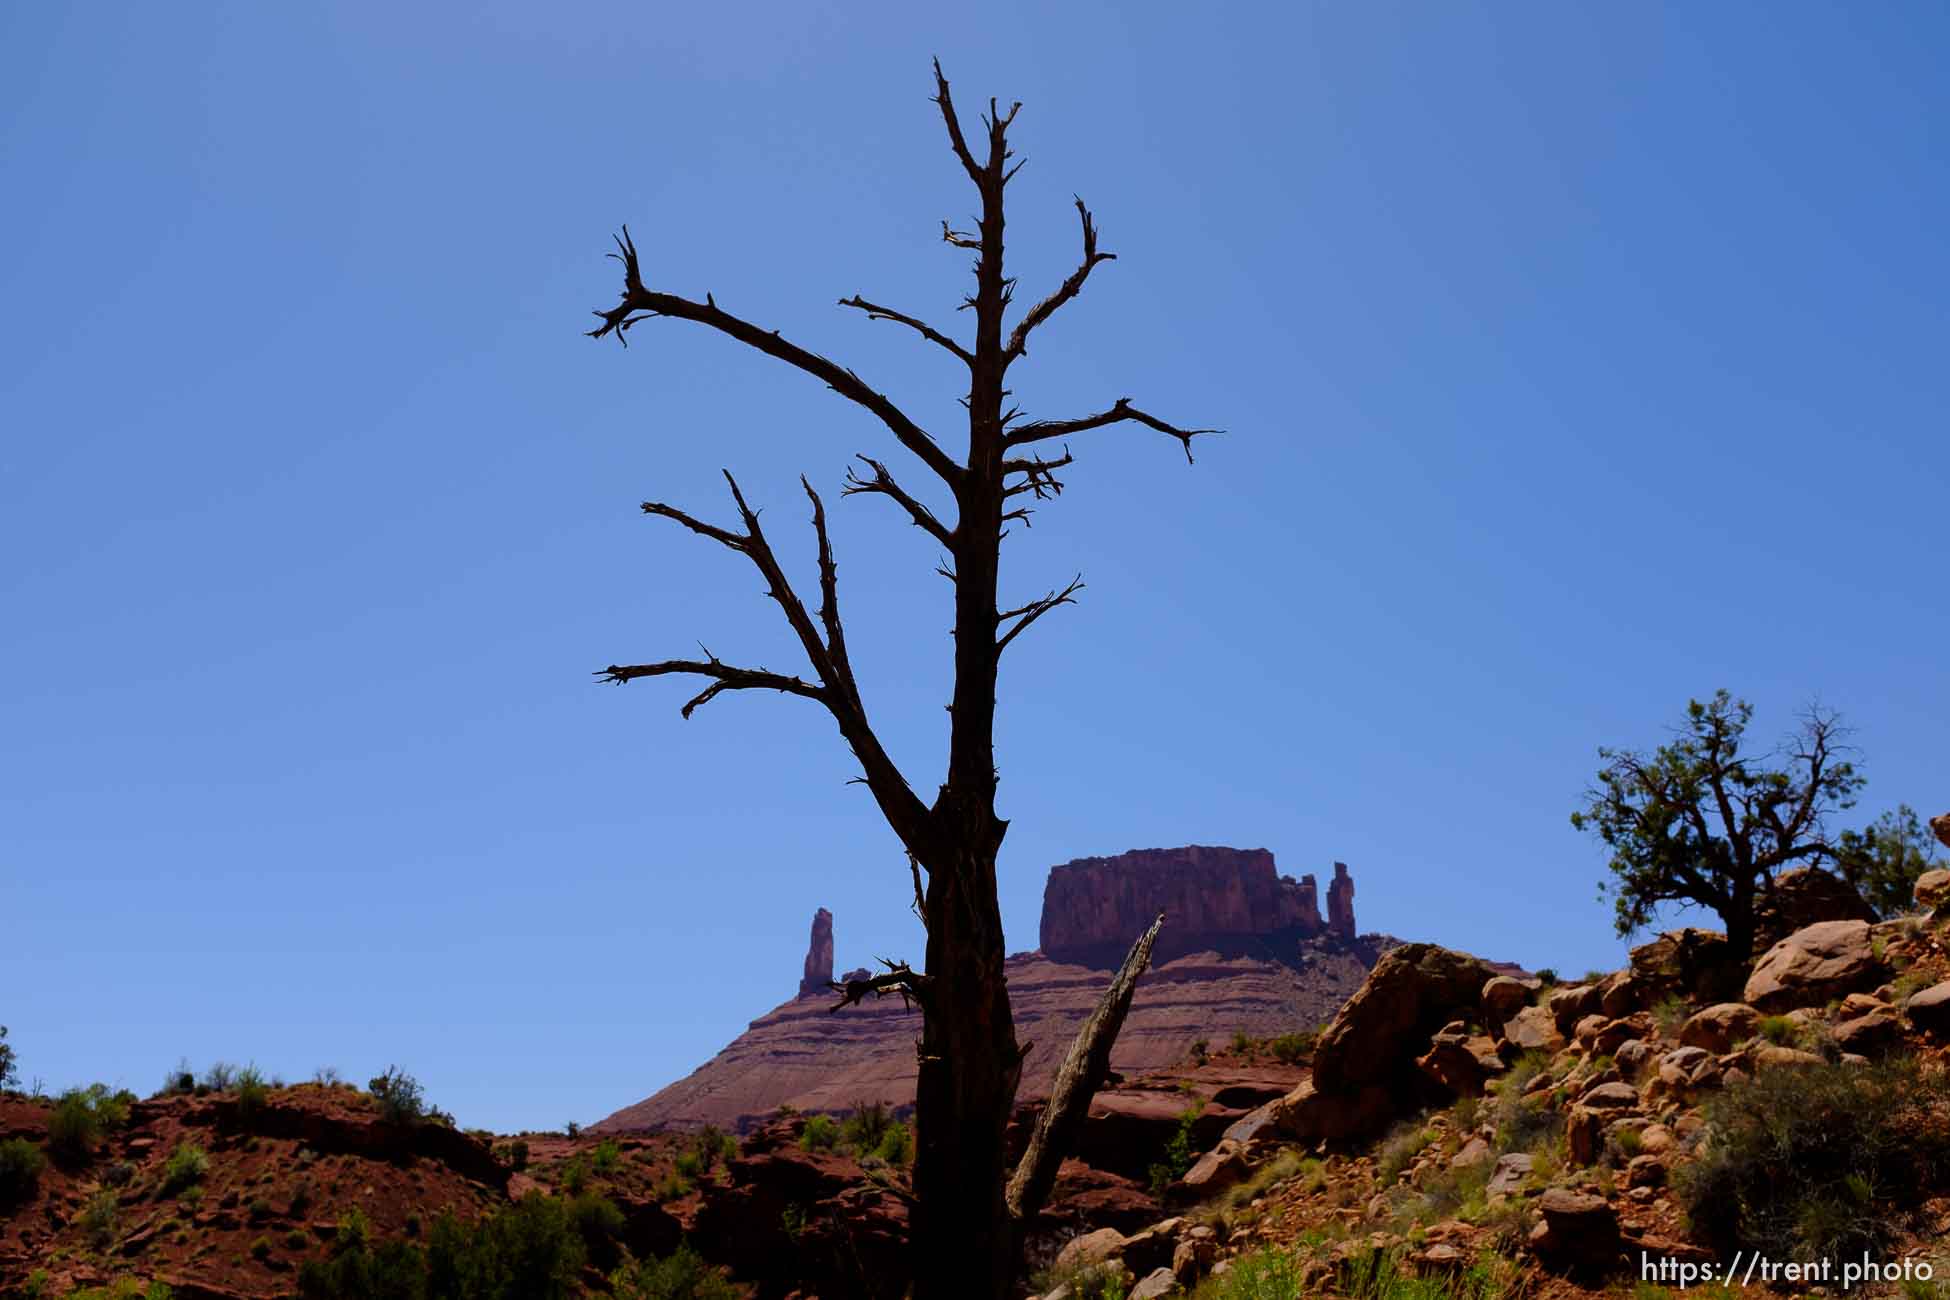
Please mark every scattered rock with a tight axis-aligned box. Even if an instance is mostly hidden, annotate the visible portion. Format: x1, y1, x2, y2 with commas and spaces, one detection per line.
1129, 1267, 1179, 1299
1054, 1227, 1129, 1276
1311, 944, 1501, 1093
1679, 1003, 1760, 1054
1501, 1005, 1566, 1054
1176, 1140, 1248, 1199
1481, 976, 1533, 1025
1629, 928, 1739, 1000
1578, 1081, 1639, 1110
1486, 1153, 1533, 1198
1917, 868, 1950, 912
1528, 1187, 1620, 1274
1743, 920, 1883, 1012
1753, 867, 1875, 951
1906, 981, 1950, 1035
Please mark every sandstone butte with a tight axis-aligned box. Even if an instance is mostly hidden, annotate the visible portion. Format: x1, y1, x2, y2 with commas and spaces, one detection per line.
594, 846, 1513, 1135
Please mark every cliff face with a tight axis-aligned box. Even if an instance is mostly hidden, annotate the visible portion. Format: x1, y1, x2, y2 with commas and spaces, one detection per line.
1040, 846, 1350, 963
592, 942, 1381, 1135
596, 846, 1392, 1135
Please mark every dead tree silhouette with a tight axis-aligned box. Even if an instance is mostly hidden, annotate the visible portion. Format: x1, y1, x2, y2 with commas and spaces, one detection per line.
588, 61, 1213, 1297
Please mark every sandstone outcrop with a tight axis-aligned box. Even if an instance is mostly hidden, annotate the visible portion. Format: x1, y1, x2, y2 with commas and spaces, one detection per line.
1932, 811, 1950, 850
1311, 944, 1498, 1093
1752, 866, 1874, 951
1743, 919, 1884, 1011
1040, 846, 1352, 962
599, 914, 1381, 1134
1327, 861, 1356, 939
798, 907, 834, 998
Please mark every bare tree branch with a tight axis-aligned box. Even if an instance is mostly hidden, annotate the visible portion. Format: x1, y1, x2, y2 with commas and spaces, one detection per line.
843, 455, 957, 547
595, 658, 824, 718
589, 227, 962, 486
996, 575, 1084, 655
612, 471, 934, 854
1006, 198, 1115, 362
1005, 912, 1164, 1224
839, 295, 972, 365
1002, 450, 1073, 501
831, 956, 931, 1013
1006, 398, 1219, 464
931, 58, 984, 185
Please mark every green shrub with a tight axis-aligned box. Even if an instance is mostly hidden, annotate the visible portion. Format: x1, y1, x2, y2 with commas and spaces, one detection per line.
47, 1087, 106, 1159
841, 1100, 893, 1152
609, 1242, 740, 1299
1675, 1056, 1950, 1262
568, 1191, 626, 1270
202, 1061, 239, 1091
691, 1124, 736, 1170
368, 1066, 427, 1125
558, 1156, 590, 1196
1190, 1037, 1210, 1065
1651, 996, 1690, 1037
1374, 1120, 1435, 1185
1146, 1101, 1205, 1196
799, 1114, 839, 1152
1757, 1015, 1797, 1045
235, 1065, 269, 1125
1230, 1031, 1255, 1055
0, 1025, 16, 1091
59, 1282, 173, 1300
286, 1228, 311, 1250
1189, 1246, 1305, 1297
162, 1141, 210, 1195
1532, 968, 1559, 987
0, 1136, 46, 1204
673, 1150, 703, 1180
1268, 1031, 1316, 1064
77, 1187, 120, 1248
494, 1138, 530, 1170
250, 1234, 274, 1260
564, 1120, 582, 1139
874, 1121, 911, 1165
591, 1138, 620, 1173
653, 1170, 693, 1202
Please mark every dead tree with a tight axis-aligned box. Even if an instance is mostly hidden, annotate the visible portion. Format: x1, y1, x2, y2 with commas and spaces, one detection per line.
588, 62, 1214, 1298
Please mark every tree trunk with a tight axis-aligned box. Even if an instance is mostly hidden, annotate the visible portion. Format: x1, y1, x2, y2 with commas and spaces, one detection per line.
912, 841, 1020, 1299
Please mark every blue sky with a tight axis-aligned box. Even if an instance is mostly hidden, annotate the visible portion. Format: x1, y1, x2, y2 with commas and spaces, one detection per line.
4, 3, 1945, 1133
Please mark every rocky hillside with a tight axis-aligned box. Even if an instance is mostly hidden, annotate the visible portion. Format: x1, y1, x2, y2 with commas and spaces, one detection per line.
594, 847, 1407, 1134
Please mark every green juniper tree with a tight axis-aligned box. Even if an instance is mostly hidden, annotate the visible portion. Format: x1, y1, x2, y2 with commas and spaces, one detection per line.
1572, 690, 1863, 956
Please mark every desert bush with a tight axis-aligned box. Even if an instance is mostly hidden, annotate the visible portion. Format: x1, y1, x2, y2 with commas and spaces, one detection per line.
0, 1025, 16, 1090
235, 1064, 269, 1125
609, 1242, 740, 1300
494, 1138, 530, 1170
1651, 995, 1690, 1037
692, 1124, 736, 1168
160, 1057, 196, 1096
201, 1061, 239, 1091
673, 1150, 703, 1180
0, 1137, 46, 1204
874, 1121, 912, 1165
1675, 1055, 1950, 1262
558, 1156, 590, 1196
1532, 968, 1559, 987
564, 1120, 582, 1139
314, 1065, 344, 1087
1756, 1015, 1798, 1046
77, 1187, 120, 1248
591, 1138, 620, 1173
1147, 1100, 1205, 1196
1268, 1030, 1316, 1064
654, 1170, 693, 1202
1191, 1245, 1305, 1298
568, 1191, 627, 1270
48, 1087, 106, 1159
1230, 1030, 1256, 1055
1374, 1120, 1435, 1185
841, 1100, 894, 1152
250, 1234, 274, 1260
162, 1142, 210, 1196
368, 1066, 428, 1125
1190, 1037, 1210, 1065
1337, 1244, 1522, 1299
799, 1114, 840, 1152
60, 1282, 173, 1300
